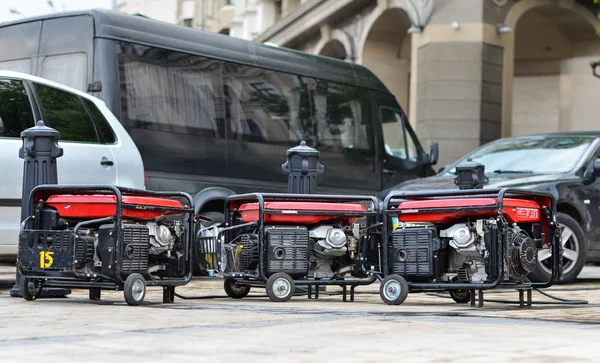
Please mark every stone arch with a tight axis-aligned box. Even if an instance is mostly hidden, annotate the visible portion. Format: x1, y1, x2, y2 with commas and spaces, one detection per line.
314, 28, 355, 61
359, 7, 413, 111
501, 0, 600, 137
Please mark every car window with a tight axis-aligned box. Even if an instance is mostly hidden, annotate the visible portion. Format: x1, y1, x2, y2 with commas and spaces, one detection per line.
33, 82, 99, 143
81, 97, 116, 144
0, 79, 35, 138
380, 107, 417, 160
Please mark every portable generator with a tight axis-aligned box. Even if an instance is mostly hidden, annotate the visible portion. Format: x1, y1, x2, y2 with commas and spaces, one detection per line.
204, 192, 382, 302
16, 184, 195, 305
380, 188, 562, 306
204, 188, 561, 306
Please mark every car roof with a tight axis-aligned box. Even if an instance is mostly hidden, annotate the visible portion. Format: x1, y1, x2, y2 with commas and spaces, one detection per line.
0, 70, 105, 105
0, 9, 391, 94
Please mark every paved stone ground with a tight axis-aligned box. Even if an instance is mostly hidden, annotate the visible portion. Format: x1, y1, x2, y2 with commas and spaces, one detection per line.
0, 263, 599, 362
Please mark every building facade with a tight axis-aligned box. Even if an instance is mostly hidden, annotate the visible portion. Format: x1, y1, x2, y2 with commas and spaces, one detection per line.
117, 0, 600, 167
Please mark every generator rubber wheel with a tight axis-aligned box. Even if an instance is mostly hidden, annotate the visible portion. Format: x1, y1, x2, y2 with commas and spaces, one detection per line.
449, 277, 471, 304
192, 211, 225, 276
123, 273, 146, 306
527, 212, 586, 284
379, 274, 409, 305
224, 278, 251, 299
266, 273, 295, 302
449, 289, 471, 304
20, 277, 43, 301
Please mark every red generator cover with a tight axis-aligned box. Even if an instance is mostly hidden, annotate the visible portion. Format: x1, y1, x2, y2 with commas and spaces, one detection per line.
238, 202, 367, 224
395, 197, 541, 224
45, 194, 183, 220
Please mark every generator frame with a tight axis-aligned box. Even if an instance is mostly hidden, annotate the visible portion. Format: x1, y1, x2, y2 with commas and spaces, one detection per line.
382, 187, 563, 307
16, 184, 195, 305
214, 192, 383, 302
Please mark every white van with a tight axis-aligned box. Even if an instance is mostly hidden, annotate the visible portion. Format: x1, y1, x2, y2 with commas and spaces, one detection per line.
0, 71, 145, 258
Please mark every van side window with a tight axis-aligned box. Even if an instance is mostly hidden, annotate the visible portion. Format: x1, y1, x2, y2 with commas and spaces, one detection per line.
221, 63, 306, 143
81, 98, 116, 144
380, 107, 417, 161
33, 82, 99, 143
41, 53, 87, 92
0, 79, 34, 138
0, 59, 32, 74
306, 80, 371, 152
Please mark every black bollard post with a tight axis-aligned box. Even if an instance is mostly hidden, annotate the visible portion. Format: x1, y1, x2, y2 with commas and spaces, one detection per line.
281, 141, 324, 194
10, 120, 71, 298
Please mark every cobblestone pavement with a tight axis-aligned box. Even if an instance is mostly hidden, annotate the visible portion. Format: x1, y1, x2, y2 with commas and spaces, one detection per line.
1, 263, 599, 362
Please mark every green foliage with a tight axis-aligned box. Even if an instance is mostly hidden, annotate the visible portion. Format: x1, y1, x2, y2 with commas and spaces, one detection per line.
596, 0, 600, 35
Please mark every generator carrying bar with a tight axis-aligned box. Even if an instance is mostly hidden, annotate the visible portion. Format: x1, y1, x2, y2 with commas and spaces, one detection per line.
18, 183, 195, 289
382, 187, 562, 292
216, 192, 381, 284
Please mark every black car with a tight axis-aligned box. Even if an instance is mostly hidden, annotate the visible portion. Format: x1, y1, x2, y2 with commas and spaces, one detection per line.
378, 132, 600, 283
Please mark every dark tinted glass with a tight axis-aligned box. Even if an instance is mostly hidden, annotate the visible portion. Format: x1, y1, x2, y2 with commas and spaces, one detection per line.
0, 79, 34, 138
81, 98, 116, 144
305, 79, 372, 152
221, 63, 309, 144
33, 82, 99, 143
117, 43, 225, 137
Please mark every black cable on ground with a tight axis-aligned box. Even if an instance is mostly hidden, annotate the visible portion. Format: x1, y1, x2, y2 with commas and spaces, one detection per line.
427, 287, 590, 305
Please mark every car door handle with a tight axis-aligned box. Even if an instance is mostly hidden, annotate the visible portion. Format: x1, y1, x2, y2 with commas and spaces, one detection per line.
383, 168, 395, 175
101, 157, 114, 167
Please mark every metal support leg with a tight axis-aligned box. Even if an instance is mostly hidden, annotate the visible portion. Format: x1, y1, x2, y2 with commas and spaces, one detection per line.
470, 289, 476, 306
163, 286, 175, 303
527, 289, 532, 307
478, 290, 484, 308
89, 288, 101, 301
308, 285, 312, 299
519, 289, 525, 307
350, 285, 356, 302
342, 286, 348, 302
315, 285, 319, 300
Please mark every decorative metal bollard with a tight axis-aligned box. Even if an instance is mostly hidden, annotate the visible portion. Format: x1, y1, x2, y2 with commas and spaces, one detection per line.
10, 120, 70, 298
282, 141, 324, 194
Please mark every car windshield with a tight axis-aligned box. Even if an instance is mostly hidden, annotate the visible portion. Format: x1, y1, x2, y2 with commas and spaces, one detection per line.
444, 136, 595, 175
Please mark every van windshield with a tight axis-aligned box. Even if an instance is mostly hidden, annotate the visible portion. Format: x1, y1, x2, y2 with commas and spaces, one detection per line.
445, 136, 595, 175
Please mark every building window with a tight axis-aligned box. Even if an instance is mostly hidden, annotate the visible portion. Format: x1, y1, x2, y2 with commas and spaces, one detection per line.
183, 18, 193, 27
226, 0, 235, 5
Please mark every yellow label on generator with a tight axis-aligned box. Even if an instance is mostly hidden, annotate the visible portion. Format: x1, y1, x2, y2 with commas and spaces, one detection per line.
392, 216, 399, 230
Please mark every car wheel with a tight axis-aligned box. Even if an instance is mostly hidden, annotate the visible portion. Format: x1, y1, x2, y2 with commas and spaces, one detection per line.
528, 213, 586, 284
192, 210, 224, 276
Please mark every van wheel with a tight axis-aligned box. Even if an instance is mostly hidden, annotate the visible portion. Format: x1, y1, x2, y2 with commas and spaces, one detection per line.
528, 213, 586, 284
193, 211, 224, 276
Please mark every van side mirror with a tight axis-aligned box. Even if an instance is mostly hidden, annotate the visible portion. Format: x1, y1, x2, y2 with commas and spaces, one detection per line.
592, 61, 600, 79
0, 116, 4, 134
428, 141, 438, 165
438, 165, 449, 174
594, 160, 600, 176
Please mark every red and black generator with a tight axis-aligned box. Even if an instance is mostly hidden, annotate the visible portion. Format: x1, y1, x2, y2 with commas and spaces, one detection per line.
16, 184, 195, 305
206, 192, 382, 302
380, 188, 562, 306
207, 188, 561, 306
